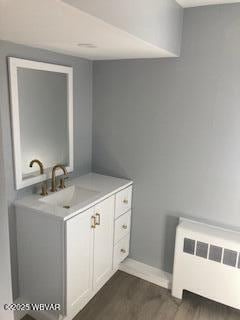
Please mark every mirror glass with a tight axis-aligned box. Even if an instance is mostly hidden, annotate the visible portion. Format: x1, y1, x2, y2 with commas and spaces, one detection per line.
18, 68, 69, 176
9, 58, 73, 189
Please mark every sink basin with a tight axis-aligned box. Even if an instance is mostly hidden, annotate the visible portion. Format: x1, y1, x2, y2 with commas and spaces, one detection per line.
40, 185, 100, 209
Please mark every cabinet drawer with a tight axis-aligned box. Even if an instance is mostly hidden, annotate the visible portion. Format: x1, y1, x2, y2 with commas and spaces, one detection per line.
113, 234, 130, 269
115, 186, 132, 218
114, 210, 131, 244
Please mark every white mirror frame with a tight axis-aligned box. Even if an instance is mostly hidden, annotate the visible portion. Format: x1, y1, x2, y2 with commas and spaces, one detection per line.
8, 57, 74, 190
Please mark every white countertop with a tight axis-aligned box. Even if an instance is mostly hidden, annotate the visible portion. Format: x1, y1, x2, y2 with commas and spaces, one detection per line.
15, 173, 133, 221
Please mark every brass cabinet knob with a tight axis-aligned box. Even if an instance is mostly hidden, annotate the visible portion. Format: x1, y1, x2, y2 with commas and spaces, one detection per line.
123, 199, 128, 204
121, 249, 126, 254
122, 224, 128, 229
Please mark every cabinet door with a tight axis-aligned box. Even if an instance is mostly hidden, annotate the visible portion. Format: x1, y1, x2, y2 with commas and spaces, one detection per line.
93, 196, 115, 291
66, 208, 94, 316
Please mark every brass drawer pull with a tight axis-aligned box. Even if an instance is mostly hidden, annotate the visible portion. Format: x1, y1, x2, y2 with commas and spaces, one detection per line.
122, 224, 128, 229
121, 249, 126, 254
96, 213, 101, 226
123, 199, 128, 204
91, 216, 96, 229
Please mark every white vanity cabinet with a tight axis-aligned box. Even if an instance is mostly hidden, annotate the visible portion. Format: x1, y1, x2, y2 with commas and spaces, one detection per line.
113, 186, 132, 269
66, 196, 115, 317
66, 207, 94, 317
15, 174, 133, 320
93, 197, 115, 292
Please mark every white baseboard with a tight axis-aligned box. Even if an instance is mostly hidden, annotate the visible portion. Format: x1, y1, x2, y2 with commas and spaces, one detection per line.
119, 258, 172, 290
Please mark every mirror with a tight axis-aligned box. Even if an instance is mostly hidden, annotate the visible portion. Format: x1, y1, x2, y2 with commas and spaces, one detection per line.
9, 58, 73, 189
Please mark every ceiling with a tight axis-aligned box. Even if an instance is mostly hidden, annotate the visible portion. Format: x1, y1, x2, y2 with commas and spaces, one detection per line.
1, 0, 239, 60
176, 0, 240, 7
0, 0, 175, 60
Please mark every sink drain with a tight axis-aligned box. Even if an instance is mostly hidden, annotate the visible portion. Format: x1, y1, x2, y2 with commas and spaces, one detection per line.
63, 205, 70, 209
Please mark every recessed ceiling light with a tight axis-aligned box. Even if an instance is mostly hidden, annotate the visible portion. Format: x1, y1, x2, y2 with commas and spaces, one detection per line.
77, 43, 97, 49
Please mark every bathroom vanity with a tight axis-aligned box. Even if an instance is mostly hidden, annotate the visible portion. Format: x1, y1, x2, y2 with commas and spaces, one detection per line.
15, 173, 133, 320
8, 58, 133, 320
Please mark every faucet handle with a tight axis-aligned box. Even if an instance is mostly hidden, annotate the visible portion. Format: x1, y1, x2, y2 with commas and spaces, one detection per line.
40, 181, 48, 196
59, 176, 68, 189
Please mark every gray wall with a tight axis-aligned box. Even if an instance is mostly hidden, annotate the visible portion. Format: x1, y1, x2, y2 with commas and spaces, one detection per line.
93, 4, 240, 273
0, 41, 92, 299
0, 114, 14, 319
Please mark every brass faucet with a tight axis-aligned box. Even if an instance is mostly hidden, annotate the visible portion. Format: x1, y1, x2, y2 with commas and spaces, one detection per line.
51, 164, 68, 192
29, 159, 48, 196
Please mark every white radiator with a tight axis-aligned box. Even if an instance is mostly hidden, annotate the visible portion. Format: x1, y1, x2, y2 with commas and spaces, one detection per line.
172, 218, 240, 310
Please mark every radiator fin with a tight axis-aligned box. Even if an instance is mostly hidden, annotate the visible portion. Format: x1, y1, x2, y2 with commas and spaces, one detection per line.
183, 237, 240, 269
223, 249, 237, 267
209, 245, 222, 263
183, 238, 195, 255
196, 241, 208, 259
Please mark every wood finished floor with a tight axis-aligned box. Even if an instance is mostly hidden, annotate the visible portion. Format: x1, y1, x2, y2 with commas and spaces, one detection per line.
23, 271, 240, 320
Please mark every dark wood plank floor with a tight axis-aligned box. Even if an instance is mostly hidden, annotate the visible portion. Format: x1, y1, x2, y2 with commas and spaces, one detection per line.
23, 271, 240, 320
